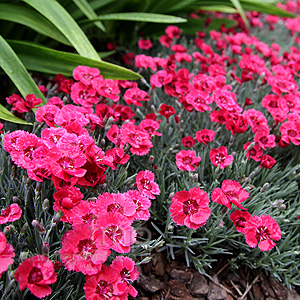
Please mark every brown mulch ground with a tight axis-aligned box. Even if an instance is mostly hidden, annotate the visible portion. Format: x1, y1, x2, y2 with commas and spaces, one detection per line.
135, 250, 300, 300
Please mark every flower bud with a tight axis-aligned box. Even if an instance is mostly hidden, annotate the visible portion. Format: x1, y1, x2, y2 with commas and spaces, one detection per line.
13, 196, 21, 204
20, 251, 29, 261
35, 182, 42, 192
20, 222, 29, 234
32, 220, 46, 234
42, 242, 50, 256
260, 182, 270, 193
104, 116, 114, 131
246, 142, 256, 152
52, 210, 64, 225
42, 198, 50, 212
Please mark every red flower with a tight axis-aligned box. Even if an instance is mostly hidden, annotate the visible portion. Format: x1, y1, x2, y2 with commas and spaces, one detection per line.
165, 25, 181, 39
111, 256, 139, 297
136, 170, 160, 199
244, 215, 281, 251
158, 104, 176, 119
124, 88, 150, 106
195, 129, 215, 145
170, 187, 211, 229
7, 94, 42, 113
211, 180, 249, 210
230, 210, 252, 233
260, 155, 276, 169
140, 119, 162, 137
176, 150, 201, 171
150, 70, 173, 88
15, 255, 57, 298
181, 136, 196, 148
209, 146, 234, 169
0, 232, 15, 277
0, 203, 22, 224
243, 142, 263, 161
35, 105, 60, 127
60, 224, 110, 275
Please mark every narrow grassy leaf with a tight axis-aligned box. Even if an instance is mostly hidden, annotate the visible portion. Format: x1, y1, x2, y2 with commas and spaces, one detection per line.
81, 12, 187, 24
0, 3, 70, 45
0, 104, 32, 125
0, 35, 46, 104
72, 0, 106, 31
22, 0, 101, 61
8, 40, 142, 80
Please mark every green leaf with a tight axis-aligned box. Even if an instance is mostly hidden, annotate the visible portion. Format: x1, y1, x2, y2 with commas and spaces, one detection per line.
0, 104, 32, 125
81, 12, 187, 23
22, 0, 101, 61
72, 0, 106, 31
198, 5, 238, 13
8, 40, 142, 80
229, 0, 249, 27
0, 3, 70, 45
0, 35, 46, 105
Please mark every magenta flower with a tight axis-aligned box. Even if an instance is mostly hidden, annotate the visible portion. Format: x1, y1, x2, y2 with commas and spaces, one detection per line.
0, 203, 22, 224
209, 146, 233, 169
176, 150, 201, 171
0, 232, 15, 277
136, 170, 160, 199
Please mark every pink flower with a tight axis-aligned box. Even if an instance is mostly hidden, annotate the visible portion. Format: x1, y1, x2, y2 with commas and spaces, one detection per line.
244, 215, 281, 251
111, 256, 139, 297
150, 70, 173, 88
138, 39, 153, 50
15, 255, 57, 298
230, 210, 252, 233
170, 187, 211, 229
158, 104, 176, 119
209, 146, 234, 169
176, 150, 201, 171
211, 180, 249, 210
165, 25, 181, 39
124, 190, 151, 220
195, 129, 215, 145
140, 119, 162, 137
94, 213, 136, 253
60, 224, 110, 275
136, 170, 160, 199
70, 82, 99, 107
124, 88, 150, 106
92, 77, 120, 102
106, 148, 130, 170
0, 203, 22, 224
0, 232, 15, 277
84, 265, 124, 300
120, 123, 153, 156
243, 142, 263, 161
186, 89, 212, 112
7, 94, 42, 113
35, 105, 60, 127
73, 65, 100, 86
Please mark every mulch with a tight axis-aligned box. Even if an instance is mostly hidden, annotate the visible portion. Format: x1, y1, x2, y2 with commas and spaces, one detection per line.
135, 250, 300, 300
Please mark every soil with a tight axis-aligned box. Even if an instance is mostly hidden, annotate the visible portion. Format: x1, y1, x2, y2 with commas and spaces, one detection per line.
135, 251, 300, 300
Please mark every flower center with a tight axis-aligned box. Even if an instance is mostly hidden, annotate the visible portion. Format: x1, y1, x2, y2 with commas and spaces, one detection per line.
95, 280, 114, 299
28, 267, 43, 283
183, 199, 199, 215
107, 203, 124, 214
287, 129, 297, 137
256, 226, 270, 241
77, 238, 97, 259
105, 226, 123, 243
182, 156, 193, 165
140, 179, 152, 191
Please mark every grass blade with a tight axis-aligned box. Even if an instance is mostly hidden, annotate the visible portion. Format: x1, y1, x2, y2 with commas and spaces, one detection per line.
0, 104, 32, 125
230, 0, 249, 27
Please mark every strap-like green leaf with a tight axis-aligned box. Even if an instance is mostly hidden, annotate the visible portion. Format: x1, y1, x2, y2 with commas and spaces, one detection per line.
0, 3, 70, 45
0, 35, 46, 105
198, 5, 238, 13
8, 40, 142, 80
72, 0, 106, 31
81, 12, 187, 23
229, 0, 249, 27
22, 0, 101, 61
0, 104, 32, 125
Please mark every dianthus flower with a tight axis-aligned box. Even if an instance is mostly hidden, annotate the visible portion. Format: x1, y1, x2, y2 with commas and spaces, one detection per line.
35, 104, 60, 127
165, 25, 181, 39
92, 77, 120, 102
170, 187, 211, 229
124, 190, 151, 221
106, 148, 130, 170
243, 142, 263, 161
176, 150, 201, 171
140, 119, 162, 137
209, 146, 234, 169
120, 122, 153, 156
212, 90, 243, 113
6, 94, 42, 113
279, 120, 300, 145
94, 213, 136, 253
230, 210, 252, 233
195, 129, 215, 145
71, 82, 99, 107
97, 193, 136, 221
135, 54, 157, 71
60, 224, 110, 275
136, 170, 160, 199
260, 155, 276, 169
15, 255, 57, 298
111, 256, 139, 297
186, 89, 213, 112
150, 70, 173, 88
73, 65, 100, 86
244, 215, 281, 251
124, 87, 150, 106
0, 232, 15, 277
158, 104, 176, 119
138, 38, 152, 50
181, 136, 196, 148
225, 113, 249, 135
211, 180, 249, 210
0, 203, 22, 224
254, 127, 276, 150
84, 265, 125, 300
